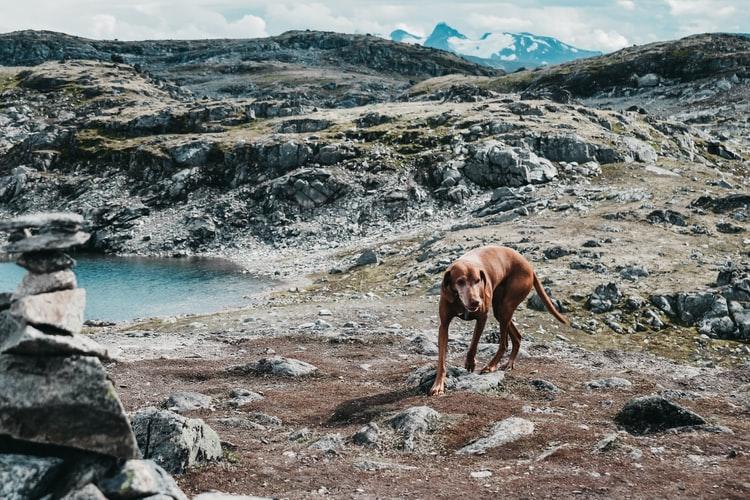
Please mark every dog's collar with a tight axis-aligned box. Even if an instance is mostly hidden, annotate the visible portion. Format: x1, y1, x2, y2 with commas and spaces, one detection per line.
461, 310, 470, 320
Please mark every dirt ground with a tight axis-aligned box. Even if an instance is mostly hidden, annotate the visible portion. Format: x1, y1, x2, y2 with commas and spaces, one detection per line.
91, 157, 750, 499
100, 295, 750, 499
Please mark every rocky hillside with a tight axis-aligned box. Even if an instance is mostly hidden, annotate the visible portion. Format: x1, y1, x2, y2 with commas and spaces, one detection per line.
0, 29, 497, 107
480, 33, 748, 96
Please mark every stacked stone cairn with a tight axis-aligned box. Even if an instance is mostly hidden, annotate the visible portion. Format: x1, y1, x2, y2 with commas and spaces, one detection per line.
0, 213, 189, 499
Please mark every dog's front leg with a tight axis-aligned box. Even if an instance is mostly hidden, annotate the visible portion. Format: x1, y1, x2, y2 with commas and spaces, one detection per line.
465, 314, 487, 372
429, 318, 451, 396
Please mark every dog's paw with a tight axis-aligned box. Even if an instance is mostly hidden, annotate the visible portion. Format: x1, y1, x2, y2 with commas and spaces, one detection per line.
479, 365, 497, 374
464, 358, 475, 372
428, 384, 445, 396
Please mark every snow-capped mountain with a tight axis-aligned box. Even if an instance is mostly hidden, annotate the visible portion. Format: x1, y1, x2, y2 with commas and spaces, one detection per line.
390, 22, 601, 71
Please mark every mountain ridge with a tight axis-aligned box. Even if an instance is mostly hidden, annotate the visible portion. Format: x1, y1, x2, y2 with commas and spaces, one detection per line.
390, 22, 601, 71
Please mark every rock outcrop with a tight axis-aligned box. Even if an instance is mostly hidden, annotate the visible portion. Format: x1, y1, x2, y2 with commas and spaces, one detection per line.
0, 212, 189, 499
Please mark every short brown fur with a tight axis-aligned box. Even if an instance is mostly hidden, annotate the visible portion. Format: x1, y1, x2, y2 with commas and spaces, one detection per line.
429, 245, 568, 396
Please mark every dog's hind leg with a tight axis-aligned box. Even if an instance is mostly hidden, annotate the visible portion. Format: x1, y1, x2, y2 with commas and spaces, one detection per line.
499, 321, 522, 371
480, 318, 509, 373
465, 314, 487, 373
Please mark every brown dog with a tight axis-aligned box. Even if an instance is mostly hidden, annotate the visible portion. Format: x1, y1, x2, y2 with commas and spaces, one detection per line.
429, 245, 568, 396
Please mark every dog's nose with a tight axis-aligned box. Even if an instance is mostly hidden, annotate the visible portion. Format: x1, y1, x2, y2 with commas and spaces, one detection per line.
469, 300, 480, 309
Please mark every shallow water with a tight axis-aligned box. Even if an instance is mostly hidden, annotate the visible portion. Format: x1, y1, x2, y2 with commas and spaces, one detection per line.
0, 256, 269, 321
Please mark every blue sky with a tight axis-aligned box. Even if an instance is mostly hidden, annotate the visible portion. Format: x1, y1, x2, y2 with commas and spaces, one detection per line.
0, 1, 746, 52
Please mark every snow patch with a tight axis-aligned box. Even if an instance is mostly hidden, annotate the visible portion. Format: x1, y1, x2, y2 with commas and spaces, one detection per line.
447, 33, 515, 59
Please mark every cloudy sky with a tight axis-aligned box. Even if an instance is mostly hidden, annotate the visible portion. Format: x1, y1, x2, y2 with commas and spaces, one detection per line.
0, 1, 746, 52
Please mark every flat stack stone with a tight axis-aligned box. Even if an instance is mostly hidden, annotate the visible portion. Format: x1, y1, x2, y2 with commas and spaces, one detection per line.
0, 212, 176, 499
1, 212, 94, 355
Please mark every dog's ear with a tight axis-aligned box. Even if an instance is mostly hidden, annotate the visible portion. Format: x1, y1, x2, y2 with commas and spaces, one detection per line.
480, 269, 492, 305
441, 269, 455, 302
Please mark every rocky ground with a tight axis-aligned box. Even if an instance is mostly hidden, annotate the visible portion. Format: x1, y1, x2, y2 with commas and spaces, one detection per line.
1, 30, 749, 498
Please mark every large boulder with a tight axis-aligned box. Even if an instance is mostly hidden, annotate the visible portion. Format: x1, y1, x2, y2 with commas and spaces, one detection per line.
0, 454, 64, 500
388, 406, 441, 451
532, 133, 598, 163
407, 365, 504, 394
130, 407, 222, 474
464, 141, 557, 188
457, 417, 535, 454
0, 355, 139, 458
163, 391, 213, 413
587, 283, 623, 313
98, 459, 188, 500
615, 395, 706, 434
231, 356, 318, 377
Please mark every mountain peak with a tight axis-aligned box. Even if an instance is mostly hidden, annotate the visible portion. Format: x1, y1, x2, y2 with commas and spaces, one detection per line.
391, 22, 601, 71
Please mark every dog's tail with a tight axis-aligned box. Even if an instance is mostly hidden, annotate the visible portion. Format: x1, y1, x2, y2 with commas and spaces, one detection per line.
532, 273, 569, 325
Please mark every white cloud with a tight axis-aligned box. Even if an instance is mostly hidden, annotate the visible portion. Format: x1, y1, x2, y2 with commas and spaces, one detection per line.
0, 0, 746, 52
465, 14, 534, 33
589, 29, 630, 51
664, 0, 735, 17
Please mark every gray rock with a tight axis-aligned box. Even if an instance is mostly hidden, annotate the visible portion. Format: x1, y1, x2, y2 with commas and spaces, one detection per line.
228, 388, 264, 407
98, 460, 188, 500
593, 432, 620, 452
214, 418, 265, 431
409, 334, 438, 355
1, 324, 111, 358
615, 395, 706, 435
543, 246, 573, 259
585, 377, 633, 390
352, 422, 380, 446
534, 133, 597, 163
636, 73, 660, 87
619, 265, 649, 281
457, 417, 535, 454
355, 249, 379, 266
16, 250, 76, 273
407, 365, 504, 394
13, 269, 76, 298
4, 231, 90, 253
130, 407, 222, 474
621, 137, 657, 163
464, 140, 557, 188
288, 427, 311, 441
0, 354, 138, 458
164, 391, 213, 413
244, 412, 282, 427
10, 289, 86, 334
388, 406, 441, 450
587, 283, 622, 313
61, 484, 109, 500
527, 287, 565, 313
232, 356, 318, 377
529, 379, 560, 394
0, 454, 64, 500
650, 294, 676, 316
185, 216, 216, 242
309, 433, 344, 453
728, 301, 750, 339
0, 212, 83, 232
647, 209, 687, 226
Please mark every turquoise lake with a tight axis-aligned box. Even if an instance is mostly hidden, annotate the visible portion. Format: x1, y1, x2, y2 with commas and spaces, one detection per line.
0, 256, 268, 322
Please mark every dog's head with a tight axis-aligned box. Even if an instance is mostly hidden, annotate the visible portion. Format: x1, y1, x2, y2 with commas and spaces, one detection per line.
442, 261, 489, 313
